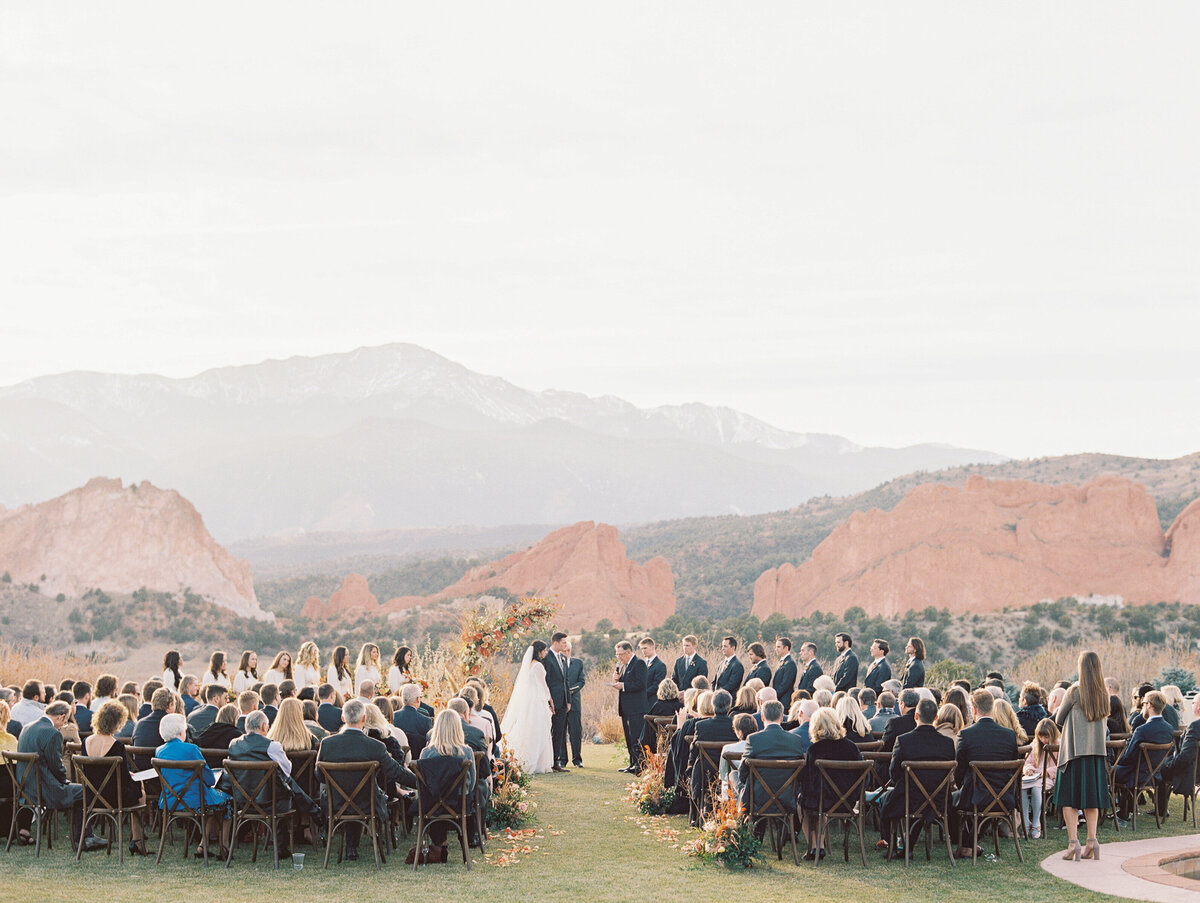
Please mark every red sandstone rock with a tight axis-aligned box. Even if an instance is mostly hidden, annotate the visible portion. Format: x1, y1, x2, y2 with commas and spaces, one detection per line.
302, 573, 380, 620
382, 521, 676, 631
0, 477, 268, 620
752, 476, 1200, 619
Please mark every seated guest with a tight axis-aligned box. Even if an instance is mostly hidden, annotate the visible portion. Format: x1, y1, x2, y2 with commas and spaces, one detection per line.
458, 686, 494, 746
719, 713, 759, 801
1160, 685, 1187, 725
278, 679, 297, 702
869, 692, 897, 733
90, 674, 118, 713
737, 699, 805, 815
84, 700, 147, 855
836, 695, 871, 742
952, 689, 1018, 858
194, 704, 242, 749
394, 684, 433, 757
688, 690, 737, 807
935, 704, 964, 742
1020, 718, 1059, 839
365, 702, 409, 762
1115, 690, 1175, 821
235, 690, 260, 733
187, 684, 230, 734
302, 700, 329, 741
357, 680, 376, 704
1157, 693, 1200, 819
732, 684, 758, 717
993, 697, 1030, 745
692, 676, 711, 692
116, 694, 139, 740
137, 680, 162, 719
0, 690, 20, 741
789, 700, 819, 755
269, 698, 318, 752
53, 692, 82, 774
72, 682, 94, 734
418, 709, 478, 857
222, 710, 300, 859
10, 680, 47, 728
667, 691, 713, 790
464, 679, 498, 745
875, 690, 919, 783
876, 698, 953, 856
859, 687, 878, 721
753, 687, 779, 732
16, 701, 105, 851
798, 708, 862, 860
1128, 684, 1179, 730
318, 699, 415, 861
0, 700, 18, 752
1017, 683, 1050, 739
1047, 686, 1067, 715
945, 687, 974, 728
155, 713, 231, 857
1108, 694, 1132, 736
180, 675, 201, 716
131, 687, 177, 769
260, 683, 280, 726
444, 697, 491, 829
675, 688, 699, 728
640, 679, 682, 752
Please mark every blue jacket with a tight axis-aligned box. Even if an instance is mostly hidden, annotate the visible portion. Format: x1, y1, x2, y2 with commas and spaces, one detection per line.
155, 737, 228, 810
1115, 716, 1175, 787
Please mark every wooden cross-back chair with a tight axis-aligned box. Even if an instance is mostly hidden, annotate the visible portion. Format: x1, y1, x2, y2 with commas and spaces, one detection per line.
689, 741, 727, 823
410, 758, 473, 871
891, 760, 956, 867
813, 759, 874, 867
1117, 741, 1175, 831
223, 758, 294, 869
959, 759, 1024, 864
743, 758, 804, 865
72, 754, 146, 864
317, 760, 386, 869
3, 752, 55, 857
152, 758, 215, 865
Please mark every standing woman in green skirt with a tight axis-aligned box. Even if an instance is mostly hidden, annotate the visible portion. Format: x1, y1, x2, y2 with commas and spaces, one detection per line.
1053, 650, 1111, 861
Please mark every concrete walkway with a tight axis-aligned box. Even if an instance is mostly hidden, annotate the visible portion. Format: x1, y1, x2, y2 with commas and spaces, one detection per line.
1041, 834, 1200, 902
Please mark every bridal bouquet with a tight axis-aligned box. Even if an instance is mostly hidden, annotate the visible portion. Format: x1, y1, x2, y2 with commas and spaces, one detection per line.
683, 796, 762, 869
627, 749, 676, 816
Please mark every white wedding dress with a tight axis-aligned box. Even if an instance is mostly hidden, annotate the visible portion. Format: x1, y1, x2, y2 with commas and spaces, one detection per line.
501, 646, 554, 774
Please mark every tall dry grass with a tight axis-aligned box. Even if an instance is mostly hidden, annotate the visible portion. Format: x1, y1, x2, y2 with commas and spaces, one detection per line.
1012, 635, 1199, 694
0, 644, 109, 687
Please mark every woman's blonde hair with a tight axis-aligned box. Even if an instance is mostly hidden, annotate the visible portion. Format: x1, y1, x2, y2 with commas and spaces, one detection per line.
735, 684, 757, 710
809, 708, 846, 743
216, 703, 238, 725
657, 680, 679, 702
431, 709, 465, 756
118, 694, 139, 723
682, 688, 699, 714
357, 643, 380, 670
1031, 716, 1060, 763
935, 703, 963, 735
1160, 684, 1185, 710
1077, 650, 1110, 722
0, 700, 9, 732
744, 678, 765, 694
296, 641, 320, 670
267, 698, 312, 752
835, 696, 870, 738
992, 697, 1028, 745
696, 690, 715, 717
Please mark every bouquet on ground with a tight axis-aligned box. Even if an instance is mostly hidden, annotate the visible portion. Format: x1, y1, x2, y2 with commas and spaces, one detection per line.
626, 749, 676, 816
487, 742, 536, 829
683, 794, 762, 869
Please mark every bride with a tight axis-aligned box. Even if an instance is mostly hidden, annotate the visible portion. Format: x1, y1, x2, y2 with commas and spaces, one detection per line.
501, 641, 554, 774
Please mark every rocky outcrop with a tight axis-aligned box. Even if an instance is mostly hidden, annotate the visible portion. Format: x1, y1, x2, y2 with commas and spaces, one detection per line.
0, 477, 268, 620
382, 521, 676, 631
302, 573, 380, 620
753, 476, 1200, 619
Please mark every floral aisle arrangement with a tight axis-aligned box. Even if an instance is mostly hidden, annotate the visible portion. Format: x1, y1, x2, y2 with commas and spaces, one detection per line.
459, 595, 560, 676
626, 749, 676, 816
487, 744, 537, 829
682, 795, 762, 869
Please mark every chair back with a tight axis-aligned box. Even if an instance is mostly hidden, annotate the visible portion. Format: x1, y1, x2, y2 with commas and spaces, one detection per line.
317, 761, 379, 824
815, 759, 872, 817
200, 748, 228, 771
152, 758, 207, 814
223, 758, 281, 817
863, 750, 893, 790
73, 755, 128, 812
411, 757, 471, 822
901, 760, 955, 822
64, 741, 82, 779
1133, 741, 1175, 791
854, 740, 883, 752
871, 731, 885, 740
692, 741, 725, 788
473, 749, 488, 787
287, 748, 319, 799
744, 758, 803, 818
966, 759, 1023, 816
646, 715, 676, 750
2, 751, 43, 809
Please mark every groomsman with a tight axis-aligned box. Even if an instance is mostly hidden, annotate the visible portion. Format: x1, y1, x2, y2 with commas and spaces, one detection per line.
863, 639, 891, 694
831, 633, 859, 692
612, 642, 648, 773
639, 637, 667, 711
564, 640, 586, 768
713, 636, 745, 695
797, 642, 822, 695
745, 643, 772, 687
771, 637, 797, 712
672, 635, 708, 691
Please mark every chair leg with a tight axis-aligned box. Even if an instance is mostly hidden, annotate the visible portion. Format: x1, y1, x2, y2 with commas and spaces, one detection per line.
156, 817, 168, 863
412, 820, 424, 873
370, 816, 382, 870
323, 821, 334, 870
225, 816, 238, 868
857, 816, 867, 867
1011, 812, 1023, 863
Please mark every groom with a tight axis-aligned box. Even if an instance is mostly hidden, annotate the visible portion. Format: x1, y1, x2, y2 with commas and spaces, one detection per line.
543, 632, 570, 773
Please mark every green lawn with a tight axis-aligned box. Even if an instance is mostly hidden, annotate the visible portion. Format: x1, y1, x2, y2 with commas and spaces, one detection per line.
0, 744, 1192, 902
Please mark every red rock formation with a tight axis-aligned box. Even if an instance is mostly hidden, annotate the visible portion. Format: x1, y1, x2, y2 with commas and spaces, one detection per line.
0, 477, 268, 620
382, 521, 675, 631
302, 573, 380, 621
753, 476, 1200, 619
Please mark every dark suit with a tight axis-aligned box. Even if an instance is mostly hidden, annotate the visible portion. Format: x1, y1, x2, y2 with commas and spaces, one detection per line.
1131, 705, 1180, 732
771, 655, 797, 711
131, 710, 170, 769
876, 709, 917, 783
672, 654, 708, 693
617, 655, 648, 769
878, 724, 955, 830
193, 720, 241, 750
544, 651, 569, 767
1115, 715, 1175, 788
393, 704, 433, 757
832, 649, 859, 693
863, 657, 891, 694
262, 704, 278, 727
74, 705, 92, 734
318, 727, 415, 850
900, 658, 925, 689
737, 723, 806, 811
746, 660, 772, 687
1158, 718, 1200, 815
16, 717, 84, 841
644, 656, 667, 710
689, 714, 738, 802
797, 658, 823, 695
713, 657, 745, 696
187, 704, 220, 734
952, 717, 1018, 846
565, 656, 586, 765
317, 703, 343, 734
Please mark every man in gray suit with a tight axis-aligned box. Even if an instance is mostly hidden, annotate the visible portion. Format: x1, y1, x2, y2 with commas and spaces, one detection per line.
737, 699, 806, 813
564, 640, 587, 768
15, 701, 105, 850
186, 684, 229, 734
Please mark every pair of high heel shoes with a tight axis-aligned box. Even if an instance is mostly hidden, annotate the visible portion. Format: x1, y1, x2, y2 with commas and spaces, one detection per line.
1062, 838, 1100, 861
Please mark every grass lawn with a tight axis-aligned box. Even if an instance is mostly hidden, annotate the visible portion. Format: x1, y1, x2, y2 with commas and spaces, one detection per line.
0, 743, 1193, 902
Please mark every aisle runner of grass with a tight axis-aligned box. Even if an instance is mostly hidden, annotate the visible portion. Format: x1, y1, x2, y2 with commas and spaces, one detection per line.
0, 743, 1184, 902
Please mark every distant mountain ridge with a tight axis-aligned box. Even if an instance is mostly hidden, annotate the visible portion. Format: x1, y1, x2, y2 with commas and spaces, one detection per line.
0, 343, 1004, 541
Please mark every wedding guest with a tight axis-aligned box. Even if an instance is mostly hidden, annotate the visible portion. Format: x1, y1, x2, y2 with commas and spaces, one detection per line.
0, 701, 17, 752
119, 681, 139, 697
1054, 650, 1112, 861
84, 700, 148, 855
945, 686, 974, 728
753, 687, 778, 731
771, 637, 798, 712
1108, 694, 1131, 736
869, 692, 898, 733
814, 675, 836, 696
1157, 693, 1200, 818
317, 683, 344, 734
863, 639, 891, 694
463, 680, 499, 750
293, 642, 322, 690
162, 650, 183, 693
1018, 683, 1051, 738
53, 692, 81, 775
952, 689, 1017, 859
1048, 685, 1067, 715
187, 683, 229, 734
994, 697, 1030, 745
221, 710, 298, 859
935, 702, 964, 742
155, 713, 231, 858
813, 688, 833, 710
260, 683, 280, 725
262, 651, 293, 686
1161, 685, 1187, 725
180, 675, 201, 715
836, 695, 871, 741
16, 701, 104, 851
233, 651, 259, 693
10, 679, 47, 727
832, 632, 859, 693
1114, 690, 1174, 822
417, 710, 476, 857
270, 697, 319, 752
737, 699, 805, 815
194, 704, 242, 749
91, 674, 118, 713
72, 682, 93, 734
899, 637, 925, 689
132, 687, 176, 769
387, 645, 414, 691
235, 690, 260, 733
859, 687, 878, 721
875, 690, 919, 783
876, 698, 952, 857
1020, 718, 1059, 839
720, 713, 758, 800
688, 689, 737, 808
746, 643, 772, 687
789, 699, 818, 754
797, 642, 823, 696
354, 643, 383, 692
798, 707, 862, 860
116, 694, 139, 739
357, 680, 376, 704
203, 652, 231, 690
393, 683, 432, 756
639, 638, 668, 708
326, 646, 354, 698
733, 684, 758, 716
371, 696, 410, 754
302, 700, 329, 741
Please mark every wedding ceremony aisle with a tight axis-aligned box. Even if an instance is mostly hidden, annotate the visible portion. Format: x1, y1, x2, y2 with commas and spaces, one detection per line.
0, 742, 1184, 902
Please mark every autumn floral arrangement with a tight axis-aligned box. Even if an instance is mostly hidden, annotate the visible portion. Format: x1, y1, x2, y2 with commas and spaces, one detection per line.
626, 749, 676, 816
682, 794, 762, 869
459, 595, 560, 676
487, 744, 537, 829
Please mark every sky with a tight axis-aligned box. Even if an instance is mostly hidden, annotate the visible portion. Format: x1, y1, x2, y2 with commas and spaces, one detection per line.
2, 3, 1198, 460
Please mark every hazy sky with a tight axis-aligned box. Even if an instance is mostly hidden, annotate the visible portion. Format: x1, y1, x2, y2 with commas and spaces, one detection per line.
3, 3, 1198, 460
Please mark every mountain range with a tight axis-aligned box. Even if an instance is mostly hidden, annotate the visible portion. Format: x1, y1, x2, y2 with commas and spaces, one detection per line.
0, 344, 1004, 541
